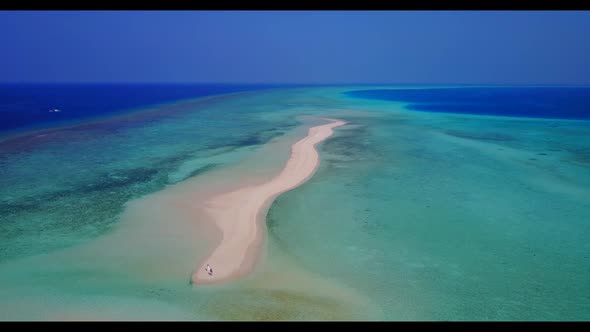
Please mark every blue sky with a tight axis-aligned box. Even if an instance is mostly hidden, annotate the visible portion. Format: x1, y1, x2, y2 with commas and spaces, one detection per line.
1, 10, 589, 84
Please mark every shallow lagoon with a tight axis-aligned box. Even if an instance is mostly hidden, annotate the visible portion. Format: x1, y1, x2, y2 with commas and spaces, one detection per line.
0, 86, 589, 320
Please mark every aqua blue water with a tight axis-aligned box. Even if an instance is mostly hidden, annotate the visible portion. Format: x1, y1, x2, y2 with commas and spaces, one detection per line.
0, 85, 589, 320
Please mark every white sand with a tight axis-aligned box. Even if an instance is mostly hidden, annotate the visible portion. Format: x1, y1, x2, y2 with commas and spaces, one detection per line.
191, 118, 346, 285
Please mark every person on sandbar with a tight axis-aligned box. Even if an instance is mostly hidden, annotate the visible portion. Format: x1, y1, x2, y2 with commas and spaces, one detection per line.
205, 264, 213, 276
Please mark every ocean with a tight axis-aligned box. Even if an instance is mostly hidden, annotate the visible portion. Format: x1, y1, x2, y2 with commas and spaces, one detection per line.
0, 85, 589, 320
0, 83, 284, 134
343, 86, 590, 120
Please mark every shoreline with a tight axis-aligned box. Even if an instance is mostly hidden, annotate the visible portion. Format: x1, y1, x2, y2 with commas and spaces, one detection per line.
190, 118, 346, 285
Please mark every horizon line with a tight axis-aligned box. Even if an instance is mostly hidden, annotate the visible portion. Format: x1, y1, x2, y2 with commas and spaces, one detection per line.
1, 82, 589, 86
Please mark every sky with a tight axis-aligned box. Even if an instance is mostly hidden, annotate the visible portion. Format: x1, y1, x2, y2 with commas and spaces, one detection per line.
1, 10, 590, 84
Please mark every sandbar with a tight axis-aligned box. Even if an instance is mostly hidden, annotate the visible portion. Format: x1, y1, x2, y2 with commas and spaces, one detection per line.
191, 118, 346, 285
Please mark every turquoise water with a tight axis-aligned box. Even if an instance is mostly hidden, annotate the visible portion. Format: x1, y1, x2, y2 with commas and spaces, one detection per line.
0, 86, 589, 320
0, 91, 298, 262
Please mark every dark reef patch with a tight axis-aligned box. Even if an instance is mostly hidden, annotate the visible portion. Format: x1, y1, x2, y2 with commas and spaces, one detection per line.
235, 134, 264, 147
569, 148, 590, 166
0, 200, 44, 217
0, 157, 184, 261
322, 125, 371, 159
445, 130, 515, 142
183, 163, 220, 180
78, 168, 161, 194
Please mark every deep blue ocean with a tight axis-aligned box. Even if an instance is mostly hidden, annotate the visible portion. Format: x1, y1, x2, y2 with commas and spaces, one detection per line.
0, 83, 286, 134
344, 87, 590, 120
4, 85, 588, 137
